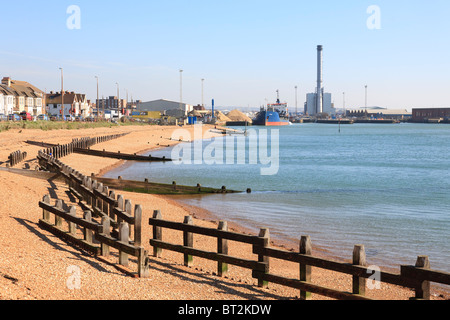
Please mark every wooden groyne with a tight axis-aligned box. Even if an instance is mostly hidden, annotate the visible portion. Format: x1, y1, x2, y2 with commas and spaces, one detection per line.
91, 175, 243, 195
7, 150, 27, 167
26, 135, 171, 162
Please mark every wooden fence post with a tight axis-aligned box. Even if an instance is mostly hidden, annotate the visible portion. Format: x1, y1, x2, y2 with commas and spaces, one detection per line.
138, 247, 150, 278
116, 195, 124, 225
109, 190, 116, 221
152, 210, 162, 258
68, 206, 77, 235
42, 195, 50, 222
257, 228, 270, 288
119, 222, 129, 267
217, 221, 228, 277
300, 235, 312, 300
414, 256, 431, 300
352, 245, 367, 296
55, 200, 63, 228
84, 211, 93, 244
134, 205, 142, 247
183, 216, 194, 267
100, 216, 110, 257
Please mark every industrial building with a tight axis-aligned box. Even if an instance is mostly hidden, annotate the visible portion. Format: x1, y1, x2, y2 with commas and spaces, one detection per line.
304, 46, 334, 116
346, 107, 412, 121
138, 99, 193, 118
412, 108, 450, 123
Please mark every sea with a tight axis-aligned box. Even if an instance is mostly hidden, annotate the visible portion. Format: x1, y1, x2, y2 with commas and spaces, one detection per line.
103, 123, 450, 273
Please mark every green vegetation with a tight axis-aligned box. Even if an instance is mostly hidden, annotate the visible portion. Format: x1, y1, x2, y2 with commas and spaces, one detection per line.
0, 120, 151, 132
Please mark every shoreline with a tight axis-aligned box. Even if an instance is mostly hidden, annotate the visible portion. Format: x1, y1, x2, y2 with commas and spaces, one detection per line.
0, 124, 448, 300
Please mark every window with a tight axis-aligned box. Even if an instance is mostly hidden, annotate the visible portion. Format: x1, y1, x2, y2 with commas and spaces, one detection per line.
36, 98, 42, 107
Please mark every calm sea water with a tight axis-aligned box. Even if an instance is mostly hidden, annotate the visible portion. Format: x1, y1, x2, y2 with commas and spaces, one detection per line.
104, 123, 450, 272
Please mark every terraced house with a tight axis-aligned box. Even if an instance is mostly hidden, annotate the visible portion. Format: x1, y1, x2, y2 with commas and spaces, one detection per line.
45, 91, 90, 117
0, 77, 45, 116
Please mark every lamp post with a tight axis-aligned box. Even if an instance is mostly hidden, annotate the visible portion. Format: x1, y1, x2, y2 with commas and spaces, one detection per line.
116, 82, 120, 119
95, 76, 99, 119
201, 78, 204, 108
295, 85, 298, 116
365, 85, 368, 115
59, 67, 64, 117
343, 92, 346, 117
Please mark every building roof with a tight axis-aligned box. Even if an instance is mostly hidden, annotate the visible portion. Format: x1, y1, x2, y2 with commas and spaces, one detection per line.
45, 92, 86, 105
1, 77, 44, 98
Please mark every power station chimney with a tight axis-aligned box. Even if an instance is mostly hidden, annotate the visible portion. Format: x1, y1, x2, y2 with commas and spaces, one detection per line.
316, 45, 323, 114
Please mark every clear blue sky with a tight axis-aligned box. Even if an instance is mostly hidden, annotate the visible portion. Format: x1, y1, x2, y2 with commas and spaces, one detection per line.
1, 0, 449, 111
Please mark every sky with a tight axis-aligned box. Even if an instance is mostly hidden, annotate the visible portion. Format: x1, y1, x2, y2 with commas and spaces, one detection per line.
1, 0, 449, 111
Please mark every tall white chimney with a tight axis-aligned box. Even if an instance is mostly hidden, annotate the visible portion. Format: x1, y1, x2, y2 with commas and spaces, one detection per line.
316, 45, 323, 114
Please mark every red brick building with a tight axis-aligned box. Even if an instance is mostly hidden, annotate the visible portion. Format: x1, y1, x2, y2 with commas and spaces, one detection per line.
412, 108, 450, 123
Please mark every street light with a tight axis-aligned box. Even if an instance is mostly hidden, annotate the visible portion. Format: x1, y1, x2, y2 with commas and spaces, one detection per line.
295, 85, 298, 115
59, 67, 64, 117
201, 78, 205, 108
365, 85, 368, 114
95, 76, 99, 119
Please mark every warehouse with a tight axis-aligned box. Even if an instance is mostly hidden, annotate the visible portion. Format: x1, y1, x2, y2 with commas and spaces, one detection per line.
139, 99, 193, 118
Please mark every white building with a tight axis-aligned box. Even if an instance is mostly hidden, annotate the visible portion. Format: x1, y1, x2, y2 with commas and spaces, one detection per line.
305, 92, 334, 116
139, 99, 193, 118
0, 83, 16, 115
45, 91, 90, 117
1, 77, 44, 115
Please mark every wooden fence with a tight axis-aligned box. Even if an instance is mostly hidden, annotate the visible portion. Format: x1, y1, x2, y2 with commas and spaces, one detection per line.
37, 150, 149, 278
148, 212, 450, 300
8, 150, 27, 167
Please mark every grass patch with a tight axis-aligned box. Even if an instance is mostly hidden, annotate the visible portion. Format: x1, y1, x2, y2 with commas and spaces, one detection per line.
0, 120, 152, 132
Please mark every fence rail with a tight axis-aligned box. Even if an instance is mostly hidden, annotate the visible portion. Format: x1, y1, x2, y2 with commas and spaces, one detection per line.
36, 150, 149, 278
148, 212, 450, 300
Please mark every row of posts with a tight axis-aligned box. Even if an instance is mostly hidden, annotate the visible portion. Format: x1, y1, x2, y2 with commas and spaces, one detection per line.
42, 133, 129, 159
7, 150, 27, 167
72, 133, 128, 150
39, 150, 148, 277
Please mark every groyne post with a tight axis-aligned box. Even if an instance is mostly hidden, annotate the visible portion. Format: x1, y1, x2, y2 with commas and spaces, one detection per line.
183, 215, 194, 267
352, 244, 367, 296
300, 235, 312, 300
217, 221, 229, 277
152, 210, 162, 258
257, 228, 270, 288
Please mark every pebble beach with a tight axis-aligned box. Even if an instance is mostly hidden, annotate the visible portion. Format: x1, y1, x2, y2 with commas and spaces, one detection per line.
0, 124, 447, 301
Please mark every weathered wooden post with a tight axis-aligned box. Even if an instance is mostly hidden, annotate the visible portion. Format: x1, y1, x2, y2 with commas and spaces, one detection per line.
101, 216, 110, 257
42, 195, 51, 222
352, 245, 367, 296
84, 211, 93, 244
119, 222, 129, 267
109, 190, 116, 221
300, 235, 312, 300
134, 205, 142, 247
413, 256, 431, 300
217, 221, 229, 277
138, 248, 150, 278
68, 206, 77, 235
55, 200, 63, 228
183, 216, 194, 267
152, 210, 163, 258
257, 228, 270, 288
116, 195, 124, 225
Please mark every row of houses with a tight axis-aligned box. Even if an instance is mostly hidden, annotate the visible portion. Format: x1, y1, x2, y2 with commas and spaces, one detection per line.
0, 76, 126, 118
0, 76, 193, 120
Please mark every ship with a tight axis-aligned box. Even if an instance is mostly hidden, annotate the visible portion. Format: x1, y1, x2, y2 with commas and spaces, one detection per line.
252, 91, 291, 126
